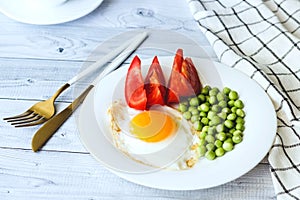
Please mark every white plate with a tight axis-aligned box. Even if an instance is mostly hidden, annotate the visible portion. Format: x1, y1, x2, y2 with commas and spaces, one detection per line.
0, 0, 103, 25
78, 57, 277, 190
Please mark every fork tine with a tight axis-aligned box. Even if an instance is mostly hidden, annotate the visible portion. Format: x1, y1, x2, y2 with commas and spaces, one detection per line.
6, 112, 37, 123
11, 115, 42, 126
14, 118, 47, 128
3, 110, 33, 121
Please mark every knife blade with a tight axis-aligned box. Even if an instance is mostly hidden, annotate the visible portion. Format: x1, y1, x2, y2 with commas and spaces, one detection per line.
31, 32, 148, 152
31, 85, 93, 152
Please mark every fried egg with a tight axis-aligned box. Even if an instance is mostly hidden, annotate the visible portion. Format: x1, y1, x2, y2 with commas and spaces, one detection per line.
108, 100, 199, 170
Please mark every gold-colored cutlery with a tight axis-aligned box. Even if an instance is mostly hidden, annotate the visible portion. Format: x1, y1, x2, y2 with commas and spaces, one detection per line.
3, 32, 147, 127
4, 32, 148, 152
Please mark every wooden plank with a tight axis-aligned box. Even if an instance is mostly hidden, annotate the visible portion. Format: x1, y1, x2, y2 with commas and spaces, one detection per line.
0, 25, 216, 61
0, 148, 275, 200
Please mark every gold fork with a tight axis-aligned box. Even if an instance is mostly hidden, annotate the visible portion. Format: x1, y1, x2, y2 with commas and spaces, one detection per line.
3, 84, 70, 127
3, 32, 147, 127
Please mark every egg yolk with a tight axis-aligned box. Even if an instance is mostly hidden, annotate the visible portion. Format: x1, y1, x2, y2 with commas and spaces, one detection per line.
130, 110, 177, 142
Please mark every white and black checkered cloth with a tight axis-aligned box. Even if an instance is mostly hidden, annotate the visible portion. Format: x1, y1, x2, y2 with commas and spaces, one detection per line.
187, 0, 300, 199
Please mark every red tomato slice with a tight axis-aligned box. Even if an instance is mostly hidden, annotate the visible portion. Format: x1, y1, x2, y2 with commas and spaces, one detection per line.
125, 56, 147, 110
166, 49, 183, 104
144, 56, 166, 108
167, 49, 202, 104
183, 57, 202, 95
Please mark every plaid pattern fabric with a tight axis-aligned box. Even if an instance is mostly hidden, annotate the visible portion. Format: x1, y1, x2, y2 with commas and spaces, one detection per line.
187, 0, 300, 199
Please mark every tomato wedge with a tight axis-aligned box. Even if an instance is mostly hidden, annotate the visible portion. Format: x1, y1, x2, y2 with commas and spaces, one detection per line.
125, 56, 147, 110
144, 56, 166, 108
166, 49, 183, 104
166, 49, 202, 104
182, 57, 202, 95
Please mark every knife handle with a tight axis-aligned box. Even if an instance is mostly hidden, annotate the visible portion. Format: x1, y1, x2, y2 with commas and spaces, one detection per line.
51, 85, 94, 128
31, 85, 94, 152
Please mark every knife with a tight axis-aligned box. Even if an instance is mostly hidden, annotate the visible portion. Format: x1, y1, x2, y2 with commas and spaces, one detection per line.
31, 32, 148, 152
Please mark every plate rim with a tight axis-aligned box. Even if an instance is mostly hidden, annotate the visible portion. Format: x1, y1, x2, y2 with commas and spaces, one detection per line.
0, 0, 104, 25
78, 57, 277, 190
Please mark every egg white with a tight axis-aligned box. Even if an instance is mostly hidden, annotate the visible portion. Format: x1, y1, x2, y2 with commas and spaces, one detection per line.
108, 100, 200, 170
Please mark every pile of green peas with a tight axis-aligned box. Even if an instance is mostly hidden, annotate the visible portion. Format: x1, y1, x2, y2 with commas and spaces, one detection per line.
178, 85, 246, 160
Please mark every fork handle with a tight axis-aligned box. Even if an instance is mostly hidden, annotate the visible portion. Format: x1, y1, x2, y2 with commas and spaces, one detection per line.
50, 83, 70, 101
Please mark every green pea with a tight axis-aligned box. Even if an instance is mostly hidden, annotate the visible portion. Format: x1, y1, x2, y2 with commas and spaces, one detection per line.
197, 94, 206, 103
191, 115, 200, 123
225, 138, 233, 143
223, 140, 234, 152
199, 111, 207, 117
188, 106, 197, 112
199, 132, 207, 139
207, 111, 217, 120
209, 96, 217, 105
228, 100, 235, 107
232, 135, 243, 144
236, 109, 245, 117
227, 113, 237, 121
210, 116, 221, 126
216, 132, 227, 141
234, 99, 244, 108
218, 100, 227, 108
229, 128, 236, 134
206, 143, 215, 151
201, 117, 209, 125
205, 150, 216, 160
223, 87, 231, 95
229, 90, 238, 100
236, 117, 245, 125
198, 138, 206, 146
224, 120, 234, 129
202, 125, 209, 133
178, 103, 187, 112
191, 109, 199, 115
189, 97, 200, 106
209, 87, 219, 96
217, 92, 226, 101
231, 107, 238, 113
236, 123, 245, 131
216, 124, 225, 132
222, 107, 231, 114
193, 121, 203, 131
211, 105, 221, 112
206, 96, 210, 102
226, 133, 233, 138
183, 111, 192, 120
214, 140, 223, 148
199, 146, 206, 156
201, 86, 211, 95
233, 130, 243, 136
198, 103, 210, 112
218, 112, 227, 120
205, 135, 215, 143
215, 147, 225, 157
207, 126, 216, 135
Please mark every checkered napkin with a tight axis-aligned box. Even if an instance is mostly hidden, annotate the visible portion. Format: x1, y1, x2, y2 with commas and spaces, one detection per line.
186, 0, 300, 199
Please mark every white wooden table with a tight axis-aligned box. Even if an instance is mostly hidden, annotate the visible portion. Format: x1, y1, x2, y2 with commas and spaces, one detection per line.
0, 0, 276, 199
